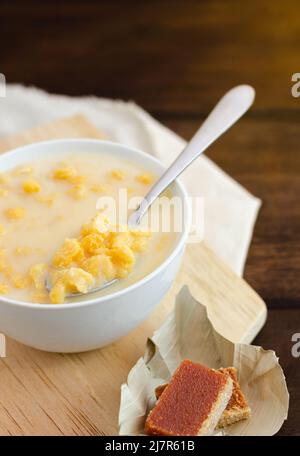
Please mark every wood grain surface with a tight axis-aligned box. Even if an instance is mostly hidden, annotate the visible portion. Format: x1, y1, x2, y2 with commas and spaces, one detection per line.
0, 0, 299, 436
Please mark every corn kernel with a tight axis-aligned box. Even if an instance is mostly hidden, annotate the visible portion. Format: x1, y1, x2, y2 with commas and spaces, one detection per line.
110, 169, 125, 181
136, 173, 154, 185
107, 230, 133, 249
68, 175, 87, 185
12, 274, 31, 289
81, 233, 105, 255
64, 268, 95, 293
130, 229, 151, 253
0, 283, 8, 294
22, 179, 41, 193
0, 224, 6, 235
90, 184, 106, 194
53, 166, 77, 181
67, 184, 87, 200
98, 255, 115, 279
53, 239, 84, 268
81, 254, 114, 279
29, 263, 48, 290
81, 213, 111, 236
49, 281, 66, 304
49, 268, 94, 304
110, 245, 135, 269
80, 256, 101, 277
5, 207, 26, 220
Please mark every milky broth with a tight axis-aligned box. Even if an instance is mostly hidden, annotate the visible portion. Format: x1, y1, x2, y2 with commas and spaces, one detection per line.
0, 152, 179, 303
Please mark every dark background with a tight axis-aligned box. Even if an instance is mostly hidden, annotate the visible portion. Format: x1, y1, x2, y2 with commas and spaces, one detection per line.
1, 0, 300, 436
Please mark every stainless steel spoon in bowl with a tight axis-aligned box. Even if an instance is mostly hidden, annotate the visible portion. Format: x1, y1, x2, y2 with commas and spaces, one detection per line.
46, 85, 255, 297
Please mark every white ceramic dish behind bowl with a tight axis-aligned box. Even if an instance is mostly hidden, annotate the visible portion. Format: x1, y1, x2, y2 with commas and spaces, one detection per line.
0, 139, 191, 352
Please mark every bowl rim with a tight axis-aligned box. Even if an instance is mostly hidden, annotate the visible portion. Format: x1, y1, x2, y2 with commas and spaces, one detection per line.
0, 138, 191, 310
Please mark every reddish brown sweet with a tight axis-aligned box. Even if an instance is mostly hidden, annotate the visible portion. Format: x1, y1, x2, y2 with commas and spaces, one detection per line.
155, 366, 251, 429
145, 359, 232, 436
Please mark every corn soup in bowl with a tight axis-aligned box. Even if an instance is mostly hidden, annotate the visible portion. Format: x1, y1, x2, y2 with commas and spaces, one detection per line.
0, 139, 190, 352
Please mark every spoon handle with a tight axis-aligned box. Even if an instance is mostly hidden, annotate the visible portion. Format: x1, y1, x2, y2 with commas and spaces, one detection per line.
128, 84, 255, 226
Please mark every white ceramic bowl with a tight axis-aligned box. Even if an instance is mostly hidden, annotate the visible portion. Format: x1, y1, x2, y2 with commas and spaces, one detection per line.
0, 139, 191, 352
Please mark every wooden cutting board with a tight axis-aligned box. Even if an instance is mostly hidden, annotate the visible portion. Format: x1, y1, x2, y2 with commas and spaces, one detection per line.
0, 115, 267, 436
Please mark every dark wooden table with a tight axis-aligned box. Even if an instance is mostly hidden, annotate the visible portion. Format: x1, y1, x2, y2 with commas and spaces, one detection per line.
0, 0, 300, 436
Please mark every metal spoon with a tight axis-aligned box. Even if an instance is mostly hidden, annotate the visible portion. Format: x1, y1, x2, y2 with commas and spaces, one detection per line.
47, 85, 255, 298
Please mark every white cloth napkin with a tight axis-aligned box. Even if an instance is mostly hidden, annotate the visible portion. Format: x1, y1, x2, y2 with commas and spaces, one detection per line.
0, 84, 261, 275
